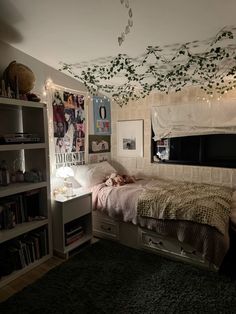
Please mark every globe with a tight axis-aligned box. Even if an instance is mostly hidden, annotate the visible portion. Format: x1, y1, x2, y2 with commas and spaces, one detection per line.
4, 61, 35, 94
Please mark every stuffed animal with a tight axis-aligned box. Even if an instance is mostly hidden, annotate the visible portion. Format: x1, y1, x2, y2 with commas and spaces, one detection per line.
104, 173, 135, 187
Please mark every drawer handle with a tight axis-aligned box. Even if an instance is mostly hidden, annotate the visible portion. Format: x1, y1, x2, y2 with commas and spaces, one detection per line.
101, 225, 112, 232
148, 238, 163, 247
181, 247, 196, 255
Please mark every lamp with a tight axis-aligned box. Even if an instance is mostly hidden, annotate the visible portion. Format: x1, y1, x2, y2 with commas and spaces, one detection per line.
56, 166, 74, 197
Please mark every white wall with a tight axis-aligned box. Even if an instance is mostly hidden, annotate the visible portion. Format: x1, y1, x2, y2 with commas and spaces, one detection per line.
111, 87, 236, 189
1, 40, 236, 189
0, 40, 87, 97
0, 40, 89, 191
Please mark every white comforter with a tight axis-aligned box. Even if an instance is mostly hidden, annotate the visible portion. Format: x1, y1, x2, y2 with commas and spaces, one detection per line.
91, 178, 174, 224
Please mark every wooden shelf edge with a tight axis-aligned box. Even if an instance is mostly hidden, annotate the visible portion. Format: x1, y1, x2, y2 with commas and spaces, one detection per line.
0, 143, 46, 151
64, 234, 93, 253
0, 97, 46, 108
0, 181, 48, 198
0, 219, 49, 244
0, 254, 51, 288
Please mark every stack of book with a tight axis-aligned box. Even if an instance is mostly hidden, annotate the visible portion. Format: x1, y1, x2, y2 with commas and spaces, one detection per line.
65, 225, 84, 246
0, 228, 48, 279
0, 189, 44, 230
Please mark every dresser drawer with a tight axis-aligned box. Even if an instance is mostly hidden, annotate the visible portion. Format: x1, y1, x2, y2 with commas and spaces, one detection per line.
93, 213, 119, 240
140, 230, 180, 255
139, 229, 207, 266
62, 194, 91, 224
179, 242, 205, 262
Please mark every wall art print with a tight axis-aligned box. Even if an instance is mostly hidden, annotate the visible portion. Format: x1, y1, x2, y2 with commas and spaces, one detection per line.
117, 120, 143, 157
88, 135, 111, 154
52, 89, 85, 167
93, 96, 111, 135
88, 153, 111, 164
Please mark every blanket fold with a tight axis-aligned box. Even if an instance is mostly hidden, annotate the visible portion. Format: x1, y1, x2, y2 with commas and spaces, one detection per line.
137, 181, 233, 235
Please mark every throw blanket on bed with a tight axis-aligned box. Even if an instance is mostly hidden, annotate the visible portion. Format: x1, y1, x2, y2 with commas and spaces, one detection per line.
137, 182, 233, 235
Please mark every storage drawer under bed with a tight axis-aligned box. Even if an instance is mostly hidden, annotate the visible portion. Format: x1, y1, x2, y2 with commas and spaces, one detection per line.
93, 211, 119, 240
139, 229, 207, 266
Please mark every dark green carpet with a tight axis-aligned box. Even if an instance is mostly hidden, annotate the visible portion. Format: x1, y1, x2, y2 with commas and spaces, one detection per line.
1, 240, 236, 314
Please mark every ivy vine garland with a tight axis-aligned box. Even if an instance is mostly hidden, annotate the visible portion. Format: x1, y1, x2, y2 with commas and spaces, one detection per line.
59, 27, 236, 107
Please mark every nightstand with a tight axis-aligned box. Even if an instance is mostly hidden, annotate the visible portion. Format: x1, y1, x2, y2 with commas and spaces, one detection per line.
52, 191, 92, 259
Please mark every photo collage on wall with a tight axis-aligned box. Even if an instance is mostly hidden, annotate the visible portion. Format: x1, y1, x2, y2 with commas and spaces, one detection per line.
52, 90, 85, 167
88, 96, 111, 163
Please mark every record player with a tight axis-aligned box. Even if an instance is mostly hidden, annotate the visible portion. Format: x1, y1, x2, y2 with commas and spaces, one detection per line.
0, 133, 41, 144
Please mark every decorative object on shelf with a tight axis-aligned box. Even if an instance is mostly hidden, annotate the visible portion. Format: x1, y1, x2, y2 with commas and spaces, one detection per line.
0, 160, 10, 186
15, 169, 24, 182
60, 26, 236, 107
117, 119, 143, 157
24, 169, 42, 183
0, 79, 7, 97
26, 92, 41, 102
3, 61, 35, 99
0, 132, 41, 144
56, 166, 75, 197
118, 0, 133, 46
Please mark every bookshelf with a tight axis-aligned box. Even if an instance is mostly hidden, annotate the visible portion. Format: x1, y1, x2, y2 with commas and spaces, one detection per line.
0, 97, 52, 288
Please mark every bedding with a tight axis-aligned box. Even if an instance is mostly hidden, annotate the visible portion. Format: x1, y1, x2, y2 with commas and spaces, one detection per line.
73, 161, 117, 187
137, 181, 232, 235
92, 178, 234, 267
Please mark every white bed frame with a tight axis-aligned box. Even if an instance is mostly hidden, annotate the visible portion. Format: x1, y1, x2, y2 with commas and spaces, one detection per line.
93, 210, 218, 271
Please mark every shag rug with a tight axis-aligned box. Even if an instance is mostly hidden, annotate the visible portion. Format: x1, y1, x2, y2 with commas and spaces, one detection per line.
1, 240, 236, 314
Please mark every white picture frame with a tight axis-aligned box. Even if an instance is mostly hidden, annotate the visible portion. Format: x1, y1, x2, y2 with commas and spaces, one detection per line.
117, 120, 143, 157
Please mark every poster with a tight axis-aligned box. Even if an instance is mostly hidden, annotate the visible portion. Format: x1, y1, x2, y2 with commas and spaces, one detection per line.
52, 90, 85, 167
88, 135, 110, 154
88, 153, 111, 164
93, 96, 111, 135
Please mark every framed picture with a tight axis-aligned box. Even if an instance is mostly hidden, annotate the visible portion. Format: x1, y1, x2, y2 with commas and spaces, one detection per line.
88, 135, 111, 154
117, 120, 143, 157
93, 96, 111, 135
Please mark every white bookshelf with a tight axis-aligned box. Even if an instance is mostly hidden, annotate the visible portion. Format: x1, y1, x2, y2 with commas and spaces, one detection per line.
0, 97, 52, 288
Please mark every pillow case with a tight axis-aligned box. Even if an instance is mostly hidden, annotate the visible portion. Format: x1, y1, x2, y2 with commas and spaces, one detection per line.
74, 161, 117, 187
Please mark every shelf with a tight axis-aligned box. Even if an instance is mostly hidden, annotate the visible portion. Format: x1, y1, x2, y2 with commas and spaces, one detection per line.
64, 234, 92, 253
0, 219, 49, 244
0, 97, 46, 109
0, 181, 48, 198
0, 143, 46, 151
0, 254, 51, 288
0, 95, 51, 289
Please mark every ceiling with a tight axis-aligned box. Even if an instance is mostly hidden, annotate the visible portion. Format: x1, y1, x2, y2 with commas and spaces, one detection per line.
1, 0, 236, 72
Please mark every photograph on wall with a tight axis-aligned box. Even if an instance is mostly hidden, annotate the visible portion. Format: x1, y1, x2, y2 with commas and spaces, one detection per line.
52, 89, 86, 167
117, 120, 143, 157
155, 139, 169, 161
89, 135, 110, 154
89, 153, 111, 164
93, 96, 111, 135
123, 138, 136, 150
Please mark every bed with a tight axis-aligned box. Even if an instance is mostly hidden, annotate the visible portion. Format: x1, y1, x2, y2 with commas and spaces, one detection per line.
74, 161, 236, 270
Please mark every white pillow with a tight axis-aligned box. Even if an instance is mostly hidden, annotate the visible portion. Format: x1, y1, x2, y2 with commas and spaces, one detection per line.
74, 161, 117, 187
